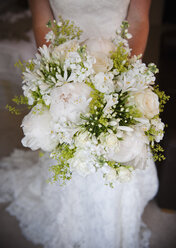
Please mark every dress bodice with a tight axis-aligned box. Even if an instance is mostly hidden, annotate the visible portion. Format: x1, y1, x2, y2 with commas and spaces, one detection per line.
49, 0, 130, 40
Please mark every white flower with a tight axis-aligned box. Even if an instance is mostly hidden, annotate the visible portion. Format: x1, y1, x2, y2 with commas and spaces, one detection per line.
83, 38, 115, 73
102, 165, 118, 183
131, 144, 149, 170
68, 149, 96, 177
134, 89, 159, 119
52, 42, 95, 84
106, 129, 146, 163
100, 133, 120, 154
117, 167, 132, 183
118, 126, 134, 132
49, 82, 92, 123
117, 60, 155, 92
52, 40, 80, 62
91, 72, 115, 93
45, 30, 55, 43
75, 131, 91, 147
103, 94, 119, 114
52, 121, 78, 145
151, 118, 164, 142
134, 117, 151, 132
38, 45, 51, 61
21, 105, 57, 152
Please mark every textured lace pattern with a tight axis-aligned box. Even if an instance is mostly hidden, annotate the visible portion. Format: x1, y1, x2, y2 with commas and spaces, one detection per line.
0, 150, 158, 248
49, 0, 130, 40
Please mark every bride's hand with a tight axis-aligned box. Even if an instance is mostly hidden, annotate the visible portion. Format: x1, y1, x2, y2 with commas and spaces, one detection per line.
28, 0, 54, 48
126, 0, 152, 57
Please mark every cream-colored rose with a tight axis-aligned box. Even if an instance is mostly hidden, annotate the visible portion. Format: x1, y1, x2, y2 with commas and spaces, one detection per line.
83, 38, 115, 73
134, 89, 159, 119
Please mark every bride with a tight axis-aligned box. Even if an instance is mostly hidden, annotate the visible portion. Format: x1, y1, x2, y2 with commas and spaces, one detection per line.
0, 0, 158, 247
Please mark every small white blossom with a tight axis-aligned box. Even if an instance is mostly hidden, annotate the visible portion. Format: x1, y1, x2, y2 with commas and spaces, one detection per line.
91, 72, 115, 93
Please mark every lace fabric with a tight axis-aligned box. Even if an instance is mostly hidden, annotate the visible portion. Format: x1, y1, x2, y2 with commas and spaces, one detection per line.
0, 149, 158, 248
49, 0, 130, 41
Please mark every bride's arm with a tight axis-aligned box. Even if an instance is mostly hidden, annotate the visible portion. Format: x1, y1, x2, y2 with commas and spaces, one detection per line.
28, 0, 54, 48
126, 0, 152, 56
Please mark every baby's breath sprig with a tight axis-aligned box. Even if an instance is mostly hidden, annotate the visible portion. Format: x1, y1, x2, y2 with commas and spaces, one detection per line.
153, 85, 170, 112
120, 21, 130, 39
145, 125, 163, 143
148, 63, 159, 74
48, 143, 76, 185
15, 59, 35, 73
145, 125, 165, 162
47, 16, 83, 46
6, 95, 30, 115
111, 43, 129, 73
151, 143, 165, 162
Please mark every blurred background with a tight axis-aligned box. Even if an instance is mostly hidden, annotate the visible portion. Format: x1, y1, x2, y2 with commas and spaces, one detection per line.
0, 0, 176, 247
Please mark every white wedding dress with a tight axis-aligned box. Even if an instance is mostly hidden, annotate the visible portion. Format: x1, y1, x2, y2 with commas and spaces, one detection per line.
0, 0, 159, 247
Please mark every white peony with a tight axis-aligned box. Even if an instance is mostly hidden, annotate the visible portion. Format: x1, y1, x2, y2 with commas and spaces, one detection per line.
21, 105, 57, 152
117, 167, 132, 183
134, 89, 159, 119
68, 149, 96, 177
49, 82, 92, 123
83, 38, 115, 73
106, 129, 146, 163
131, 144, 149, 170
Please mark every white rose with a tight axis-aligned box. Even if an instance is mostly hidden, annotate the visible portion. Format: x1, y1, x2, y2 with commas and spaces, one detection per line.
117, 167, 132, 183
83, 38, 115, 73
49, 82, 92, 123
134, 89, 159, 119
21, 105, 57, 152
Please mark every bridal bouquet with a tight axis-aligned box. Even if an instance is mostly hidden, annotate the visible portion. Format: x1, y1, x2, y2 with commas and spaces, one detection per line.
9, 18, 169, 186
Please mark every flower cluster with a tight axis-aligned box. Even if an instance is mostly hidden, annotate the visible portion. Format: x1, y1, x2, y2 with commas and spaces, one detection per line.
12, 19, 169, 186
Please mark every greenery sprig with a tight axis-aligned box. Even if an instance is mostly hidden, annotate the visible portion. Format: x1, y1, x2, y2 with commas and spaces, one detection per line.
47, 16, 83, 46
48, 143, 76, 184
6, 95, 30, 115
111, 43, 129, 73
153, 85, 170, 112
